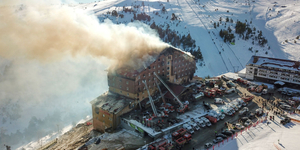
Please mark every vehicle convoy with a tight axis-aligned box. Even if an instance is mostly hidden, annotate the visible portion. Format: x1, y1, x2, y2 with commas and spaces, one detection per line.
172, 128, 192, 148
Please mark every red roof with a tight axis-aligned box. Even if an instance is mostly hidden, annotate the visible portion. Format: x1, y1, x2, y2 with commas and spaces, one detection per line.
164, 84, 187, 99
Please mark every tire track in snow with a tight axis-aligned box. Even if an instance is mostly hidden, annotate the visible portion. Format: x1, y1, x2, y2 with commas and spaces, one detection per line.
179, 0, 230, 72
188, 0, 244, 70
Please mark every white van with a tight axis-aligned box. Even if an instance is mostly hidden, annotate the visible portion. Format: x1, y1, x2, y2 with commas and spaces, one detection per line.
194, 118, 206, 127
214, 98, 224, 104
183, 124, 194, 134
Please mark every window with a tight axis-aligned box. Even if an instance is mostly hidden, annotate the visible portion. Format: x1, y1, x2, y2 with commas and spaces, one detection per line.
158, 65, 160, 68
158, 58, 160, 61
126, 81, 128, 85
103, 114, 105, 117
120, 85, 122, 88
153, 66, 155, 69
109, 117, 112, 121
158, 70, 160, 73
149, 73, 151, 76
143, 74, 145, 78
126, 87, 129, 90
167, 61, 170, 65
167, 67, 170, 70
103, 120, 105, 123
127, 93, 129, 96
119, 79, 122, 82
120, 91, 122, 93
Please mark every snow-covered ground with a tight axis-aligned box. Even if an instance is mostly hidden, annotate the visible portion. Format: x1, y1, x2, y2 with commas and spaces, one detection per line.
0, 0, 299, 149
212, 114, 300, 150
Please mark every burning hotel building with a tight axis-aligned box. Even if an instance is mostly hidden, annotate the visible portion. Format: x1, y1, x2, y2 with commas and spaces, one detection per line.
90, 47, 196, 132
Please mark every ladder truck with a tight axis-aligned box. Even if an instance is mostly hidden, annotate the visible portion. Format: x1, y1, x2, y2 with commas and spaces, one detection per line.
153, 72, 188, 113
142, 80, 158, 117
154, 78, 175, 112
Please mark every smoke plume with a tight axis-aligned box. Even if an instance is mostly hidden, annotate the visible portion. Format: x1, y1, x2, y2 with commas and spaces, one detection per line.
0, 0, 168, 68
0, 0, 168, 148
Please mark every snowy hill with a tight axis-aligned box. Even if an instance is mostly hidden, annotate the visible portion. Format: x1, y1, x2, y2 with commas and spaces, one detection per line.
0, 0, 299, 149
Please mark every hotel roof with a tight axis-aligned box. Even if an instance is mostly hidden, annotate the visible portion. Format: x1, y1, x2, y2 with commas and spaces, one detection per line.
247, 56, 300, 71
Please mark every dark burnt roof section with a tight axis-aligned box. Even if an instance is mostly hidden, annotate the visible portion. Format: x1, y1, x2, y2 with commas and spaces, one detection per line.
111, 46, 195, 79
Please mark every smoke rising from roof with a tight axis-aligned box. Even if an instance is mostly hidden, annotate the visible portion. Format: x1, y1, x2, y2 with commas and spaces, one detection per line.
0, 0, 168, 147
0, 0, 168, 67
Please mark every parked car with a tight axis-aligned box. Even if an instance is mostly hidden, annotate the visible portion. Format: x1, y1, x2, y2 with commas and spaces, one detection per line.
244, 119, 252, 126
221, 130, 233, 136
225, 87, 236, 94
183, 124, 194, 134
233, 123, 245, 130
239, 107, 249, 115
200, 117, 212, 126
194, 118, 206, 127
214, 98, 225, 104
187, 121, 200, 131
221, 75, 230, 81
287, 91, 293, 97
204, 103, 212, 110
226, 81, 236, 88
216, 133, 227, 138
213, 137, 223, 143
280, 104, 291, 110
204, 143, 213, 148
280, 117, 291, 125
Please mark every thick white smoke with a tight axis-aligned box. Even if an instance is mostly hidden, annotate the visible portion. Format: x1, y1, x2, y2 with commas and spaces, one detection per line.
0, 0, 168, 148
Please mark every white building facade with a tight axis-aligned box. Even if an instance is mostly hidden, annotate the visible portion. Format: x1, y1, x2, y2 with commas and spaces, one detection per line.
245, 56, 300, 85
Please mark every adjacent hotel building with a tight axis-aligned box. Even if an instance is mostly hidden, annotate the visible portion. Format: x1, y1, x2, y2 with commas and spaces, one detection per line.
245, 56, 300, 86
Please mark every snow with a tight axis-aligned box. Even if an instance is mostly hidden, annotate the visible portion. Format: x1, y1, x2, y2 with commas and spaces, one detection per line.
212, 115, 300, 150
1, 0, 299, 148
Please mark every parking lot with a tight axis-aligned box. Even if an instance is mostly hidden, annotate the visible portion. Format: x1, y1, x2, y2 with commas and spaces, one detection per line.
181, 84, 263, 150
